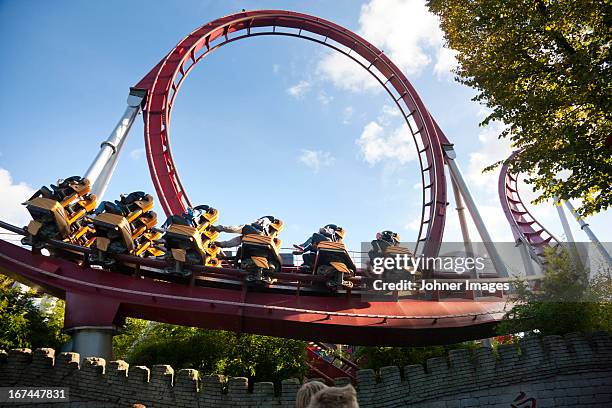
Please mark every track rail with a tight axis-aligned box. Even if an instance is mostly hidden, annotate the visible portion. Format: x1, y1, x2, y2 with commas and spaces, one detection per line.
134, 10, 449, 258
1, 252, 507, 321
498, 151, 560, 260
0, 235, 508, 345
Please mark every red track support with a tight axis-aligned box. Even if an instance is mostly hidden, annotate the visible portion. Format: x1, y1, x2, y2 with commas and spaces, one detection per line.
0, 239, 506, 346
134, 10, 449, 258
306, 343, 359, 384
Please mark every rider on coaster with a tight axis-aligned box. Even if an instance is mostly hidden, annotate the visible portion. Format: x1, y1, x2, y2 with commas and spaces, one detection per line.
368, 230, 401, 261
368, 230, 416, 279
213, 216, 279, 248
162, 206, 210, 230
295, 224, 345, 272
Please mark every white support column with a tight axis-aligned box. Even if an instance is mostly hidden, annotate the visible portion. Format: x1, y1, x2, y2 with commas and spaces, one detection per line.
563, 200, 612, 266
92, 125, 130, 200
84, 89, 146, 200
68, 326, 117, 362
443, 145, 509, 277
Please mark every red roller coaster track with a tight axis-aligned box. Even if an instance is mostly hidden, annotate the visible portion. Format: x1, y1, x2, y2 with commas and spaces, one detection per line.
499, 151, 560, 259
0, 239, 506, 346
134, 9, 450, 259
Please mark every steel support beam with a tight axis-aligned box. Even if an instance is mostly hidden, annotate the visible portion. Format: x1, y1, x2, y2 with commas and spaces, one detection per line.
444, 146, 509, 277
92, 123, 130, 200
555, 198, 576, 242
84, 88, 145, 200
554, 198, 584, 268
517, 238, 538, 277
563, 200, 612, 266
450, 176, 478, 277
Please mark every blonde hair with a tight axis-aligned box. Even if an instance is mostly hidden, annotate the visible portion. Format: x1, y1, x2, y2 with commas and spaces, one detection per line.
296, 381, 328, 408
307, 384, 358, 408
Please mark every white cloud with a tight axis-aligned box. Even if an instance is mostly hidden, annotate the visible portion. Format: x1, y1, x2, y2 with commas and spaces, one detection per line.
357, 121, 416, 165
287, 80, 311, 98
0, 168, 35, 228
405, 218, 421, 231
130, 148, 146, 160
434, 47, 459, 79
317, 53, 380, 93
359, 0, 442, 73
298, 150, 335, 172
342, 106, 354, 124
377, 104, 402, 126
465, 121, 512, 191
317, 91, 333, 105
381, 104, 401, 118
317, 0, 457, 92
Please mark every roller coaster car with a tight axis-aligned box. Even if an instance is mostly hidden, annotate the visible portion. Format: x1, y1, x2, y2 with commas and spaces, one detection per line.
235, 218, 284, 284
380, 245, 419, 280
310, 240, 356, 290
22, 176, 96, 249
90, 192, 163, 267
162, 205, 220, 276
237, 234, 282, 284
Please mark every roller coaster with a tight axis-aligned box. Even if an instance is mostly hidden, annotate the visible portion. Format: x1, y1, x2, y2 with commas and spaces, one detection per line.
1, 10, 610, 362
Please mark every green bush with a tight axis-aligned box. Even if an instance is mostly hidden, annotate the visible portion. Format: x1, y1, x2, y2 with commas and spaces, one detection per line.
113, 321, 308, 385
0, 274, 68, 350
497, 249, 612, 336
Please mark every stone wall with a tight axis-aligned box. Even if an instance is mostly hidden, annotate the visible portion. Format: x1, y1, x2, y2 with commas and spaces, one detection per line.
0, 332, 610, 407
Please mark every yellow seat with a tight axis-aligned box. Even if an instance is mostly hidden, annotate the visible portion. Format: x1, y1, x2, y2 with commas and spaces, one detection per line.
93, 213, 134, 252
26, 197, 70, 237
315, 241, 347, 252
383, 246, 413, 256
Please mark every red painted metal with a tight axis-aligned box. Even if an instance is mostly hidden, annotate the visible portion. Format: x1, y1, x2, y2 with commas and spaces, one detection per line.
498, 151, 560, 258
0, 239, 506, 346
306, 343, 358, 384
134, 10, 448, 258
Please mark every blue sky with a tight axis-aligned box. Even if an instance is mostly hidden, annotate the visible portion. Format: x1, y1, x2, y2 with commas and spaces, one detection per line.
1, 0, 610, 254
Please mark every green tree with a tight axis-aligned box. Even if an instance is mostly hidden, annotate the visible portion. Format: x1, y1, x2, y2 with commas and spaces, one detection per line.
428, 0, 612, 215
113, 322, 308, 385
497, 249, 612, 336
0, 274, 68, 350
112, 317, 150, 359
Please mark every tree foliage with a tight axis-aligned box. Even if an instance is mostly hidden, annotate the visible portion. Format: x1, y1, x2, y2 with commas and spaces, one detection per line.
428, 0, 612, 215
113, 321, 308, 385
0, 274, 68, 350
497, 248, 612, 336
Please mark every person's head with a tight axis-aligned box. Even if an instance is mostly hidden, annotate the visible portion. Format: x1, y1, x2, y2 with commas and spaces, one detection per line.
377, 230, 400, 246
307, 384, 358, 408
296, 380, 328, 408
